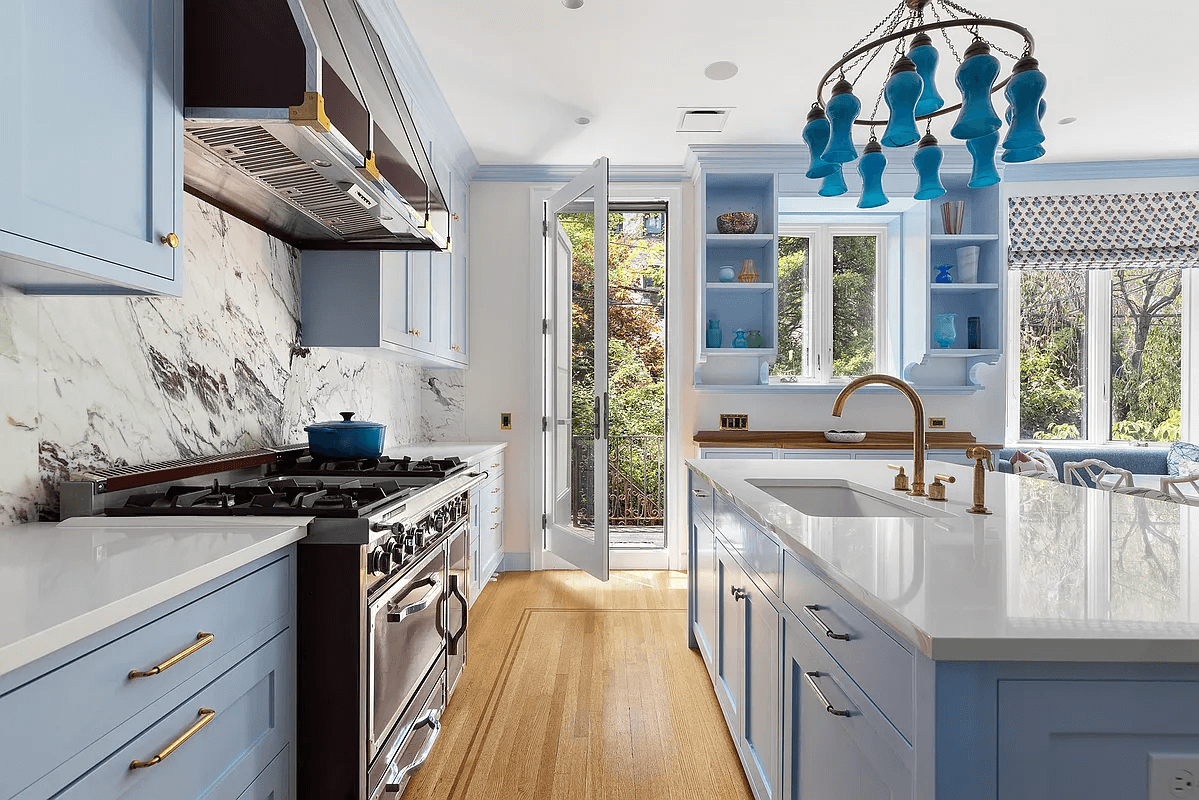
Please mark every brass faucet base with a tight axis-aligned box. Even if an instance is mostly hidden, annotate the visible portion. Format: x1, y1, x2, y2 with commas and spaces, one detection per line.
908, 483, 927, 498
968, 506, 992, 515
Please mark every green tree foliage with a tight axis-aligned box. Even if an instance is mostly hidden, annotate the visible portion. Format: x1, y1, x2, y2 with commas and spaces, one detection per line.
774, 237, 808, 376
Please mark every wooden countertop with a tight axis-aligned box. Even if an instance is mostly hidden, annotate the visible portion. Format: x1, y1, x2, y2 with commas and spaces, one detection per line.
693, 430, 999, 451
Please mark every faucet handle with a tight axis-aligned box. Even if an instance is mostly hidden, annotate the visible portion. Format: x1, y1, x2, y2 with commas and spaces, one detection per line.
928, 474, 956, 501
886, 464, 910, 492
967, 447, 994, 471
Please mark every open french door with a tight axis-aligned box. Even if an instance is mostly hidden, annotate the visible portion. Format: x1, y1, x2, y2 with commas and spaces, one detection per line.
543, 157, 609, 581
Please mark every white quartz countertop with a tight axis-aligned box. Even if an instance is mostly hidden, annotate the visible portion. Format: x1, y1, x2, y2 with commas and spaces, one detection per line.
688, 457, 1199, 663
385, 442, 506, 466
0, 517, 310, 676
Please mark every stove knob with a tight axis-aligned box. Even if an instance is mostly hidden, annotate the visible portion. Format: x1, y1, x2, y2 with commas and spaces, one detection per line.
368, 545, 392, 576
390, 522, 406, 543
404, 532, 420, 555
433, 510, 447, 532
386, 538, 407, 568
370, 521, 392, 534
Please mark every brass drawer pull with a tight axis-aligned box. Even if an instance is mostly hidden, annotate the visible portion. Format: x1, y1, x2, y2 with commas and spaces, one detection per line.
129, 708, 215, 769
492, 507, 500, 514
490, 523, 500, 530
804, 605, 851, 641
489, 462, 500, 469
804, 672, 851, 717
491, 487, 500, 494
129, 632, 214, 679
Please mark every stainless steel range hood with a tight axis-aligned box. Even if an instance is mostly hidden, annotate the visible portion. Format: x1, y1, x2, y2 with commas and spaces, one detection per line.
183, 0, 449, 250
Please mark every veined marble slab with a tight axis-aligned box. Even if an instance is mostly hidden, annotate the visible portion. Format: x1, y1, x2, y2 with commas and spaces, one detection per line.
688, 457, 1199, 662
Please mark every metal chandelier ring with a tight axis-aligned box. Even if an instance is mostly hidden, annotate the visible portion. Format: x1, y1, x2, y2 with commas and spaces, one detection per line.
815, 17, 1035, 128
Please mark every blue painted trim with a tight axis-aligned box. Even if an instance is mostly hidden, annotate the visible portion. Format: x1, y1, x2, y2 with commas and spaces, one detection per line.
472, 164, 690, 183
685, 143, 978, 177
1004, 158, 1199, 182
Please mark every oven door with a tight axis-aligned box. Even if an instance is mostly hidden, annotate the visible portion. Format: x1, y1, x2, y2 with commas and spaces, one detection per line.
368, 545, 446, 758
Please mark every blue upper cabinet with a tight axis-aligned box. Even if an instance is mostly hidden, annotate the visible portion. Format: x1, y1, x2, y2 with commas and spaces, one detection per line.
0, 0, 183, 295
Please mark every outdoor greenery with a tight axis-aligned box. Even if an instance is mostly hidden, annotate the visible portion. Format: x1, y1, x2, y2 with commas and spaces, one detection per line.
1018, 268, 1182, 441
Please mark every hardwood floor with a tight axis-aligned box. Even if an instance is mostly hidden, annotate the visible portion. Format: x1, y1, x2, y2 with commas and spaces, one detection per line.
403, 570, 754, 800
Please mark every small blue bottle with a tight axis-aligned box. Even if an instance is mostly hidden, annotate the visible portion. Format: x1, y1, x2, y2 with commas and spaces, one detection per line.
908, 33, 945, 117
912, 132, 945, 200
950, 40, 1002, 141
881, 56, 923, 148
822, 79, 861, 164
934, 264, 953, 283
802, 105, 838, 179
857, 138, 888, 209
706, 319, 722, 349
732, 329, 748, 348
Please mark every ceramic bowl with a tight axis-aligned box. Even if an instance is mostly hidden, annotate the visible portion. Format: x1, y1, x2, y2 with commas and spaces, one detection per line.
824, 430, 866, 443
716, 212, 759, 235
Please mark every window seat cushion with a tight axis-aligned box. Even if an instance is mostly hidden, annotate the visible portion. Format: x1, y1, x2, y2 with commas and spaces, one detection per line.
995, 447, 1170, 485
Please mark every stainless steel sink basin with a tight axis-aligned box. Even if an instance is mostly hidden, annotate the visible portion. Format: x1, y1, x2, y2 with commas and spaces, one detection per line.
746, 478, 952, 519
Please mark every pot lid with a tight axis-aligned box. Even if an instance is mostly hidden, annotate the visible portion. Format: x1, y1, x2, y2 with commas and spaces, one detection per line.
305, 411, 385, 431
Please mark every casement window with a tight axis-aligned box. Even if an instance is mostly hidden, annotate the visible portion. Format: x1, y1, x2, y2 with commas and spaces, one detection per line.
770, 225, 888, 384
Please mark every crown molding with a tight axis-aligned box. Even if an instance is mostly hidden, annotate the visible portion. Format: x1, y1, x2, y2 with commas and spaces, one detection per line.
1003, 158, 1199, 182
685, 143, 980, 177
472, 164, 691, 183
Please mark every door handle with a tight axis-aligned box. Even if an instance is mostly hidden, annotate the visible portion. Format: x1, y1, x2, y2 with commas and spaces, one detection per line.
804, 604, 852, 641
447, 574, 468, 656
592, 395, 601, 441
382, 707, 443, 792
603, 391, 610, 439
804, 671, 852, 717
387, 575, 442, 623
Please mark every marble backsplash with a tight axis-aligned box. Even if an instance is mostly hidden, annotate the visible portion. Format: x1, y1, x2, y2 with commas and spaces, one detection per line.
0, 195, 464, 526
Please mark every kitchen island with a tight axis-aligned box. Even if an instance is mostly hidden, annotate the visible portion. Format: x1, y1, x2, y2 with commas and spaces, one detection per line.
688, 457, 1199, 800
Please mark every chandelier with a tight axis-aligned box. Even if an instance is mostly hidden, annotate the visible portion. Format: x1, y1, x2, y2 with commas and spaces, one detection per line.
803, 0, 1045, 207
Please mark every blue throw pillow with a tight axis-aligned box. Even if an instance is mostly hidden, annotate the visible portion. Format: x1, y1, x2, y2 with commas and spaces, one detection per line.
1168, 442, 1199, 476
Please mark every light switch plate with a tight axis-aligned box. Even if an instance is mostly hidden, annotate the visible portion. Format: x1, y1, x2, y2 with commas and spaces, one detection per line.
500, 412, 512, 431
1149, 753, 1199, 799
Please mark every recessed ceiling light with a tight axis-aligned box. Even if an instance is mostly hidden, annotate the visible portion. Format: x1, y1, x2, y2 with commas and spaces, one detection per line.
562, 0, 583, 8
1058, 117, 1077, 125
575, 116, 591, 125
704, 61, 739, 81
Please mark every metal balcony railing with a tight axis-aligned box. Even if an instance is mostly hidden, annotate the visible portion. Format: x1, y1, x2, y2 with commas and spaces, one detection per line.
571, 435, 665, 527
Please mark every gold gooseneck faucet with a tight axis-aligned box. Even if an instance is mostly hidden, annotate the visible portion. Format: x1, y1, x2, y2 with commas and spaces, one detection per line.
832, 374, 928, 497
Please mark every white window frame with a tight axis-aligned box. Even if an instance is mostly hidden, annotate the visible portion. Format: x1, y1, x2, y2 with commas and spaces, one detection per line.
1006, 267, 1196, 446
771, 223, 890, 385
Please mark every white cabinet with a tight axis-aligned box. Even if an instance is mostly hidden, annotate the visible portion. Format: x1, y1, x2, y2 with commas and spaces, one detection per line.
430, 252, 453, 356
408, 251, 433, 354
467, 449, 505, 605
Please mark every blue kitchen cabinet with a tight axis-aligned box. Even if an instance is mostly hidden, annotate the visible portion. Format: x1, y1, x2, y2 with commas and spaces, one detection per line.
689, 474, 717, 678
714, 538, 744, 732
0, 0, 184, 295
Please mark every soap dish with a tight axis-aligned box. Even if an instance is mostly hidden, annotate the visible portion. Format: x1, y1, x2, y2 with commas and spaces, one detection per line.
824, 430, 866, 443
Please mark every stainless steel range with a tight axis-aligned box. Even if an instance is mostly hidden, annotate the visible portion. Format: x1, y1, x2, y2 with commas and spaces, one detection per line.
60, 447, 486, 800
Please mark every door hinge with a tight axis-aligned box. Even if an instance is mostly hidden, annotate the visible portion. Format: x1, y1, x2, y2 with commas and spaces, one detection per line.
542, 513, 548, 529
542, 416, 549, 432
542, 318, 549, 335
542, 218, 548, 237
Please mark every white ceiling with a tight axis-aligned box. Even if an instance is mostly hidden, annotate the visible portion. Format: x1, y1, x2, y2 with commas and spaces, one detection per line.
395, 0, 1199, 166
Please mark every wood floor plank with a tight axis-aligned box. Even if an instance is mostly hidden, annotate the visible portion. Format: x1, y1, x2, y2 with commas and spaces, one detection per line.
400, 570, 754, 800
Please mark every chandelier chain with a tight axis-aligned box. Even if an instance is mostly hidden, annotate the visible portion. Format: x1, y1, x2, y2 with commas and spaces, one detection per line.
827, 3, 904, 87
929, 3, 962, 64
850, 9, 908, 88
940, 0, 1020, 58
844, 2, 906, 60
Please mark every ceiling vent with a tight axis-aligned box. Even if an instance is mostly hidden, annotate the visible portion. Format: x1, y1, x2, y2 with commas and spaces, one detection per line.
677, 108, 732, 133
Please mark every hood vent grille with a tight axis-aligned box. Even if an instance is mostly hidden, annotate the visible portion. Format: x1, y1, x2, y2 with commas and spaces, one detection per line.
188, 125, 391, 240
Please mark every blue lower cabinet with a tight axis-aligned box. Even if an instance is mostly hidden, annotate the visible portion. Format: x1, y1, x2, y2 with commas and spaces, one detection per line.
783, 619, 912, 800
742, 584, 780, 800
714, 539, 744, 732
56, 630, 294, 800
236, 745, 291, 800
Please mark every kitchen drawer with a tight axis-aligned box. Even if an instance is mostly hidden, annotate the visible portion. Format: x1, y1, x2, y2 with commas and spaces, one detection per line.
480, 451, 505, 478
0, 555, 290, 800
235, 744, 289, 800
56, 629, 294, 800
783, 550, 914, 743
690, 472, 714, 526
714, 497, 780, 597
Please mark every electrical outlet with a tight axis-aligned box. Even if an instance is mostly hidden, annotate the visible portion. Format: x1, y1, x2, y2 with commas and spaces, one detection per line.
1149, 753, 1199, 799
500, 412, 512, 431
928, 417, 947, 429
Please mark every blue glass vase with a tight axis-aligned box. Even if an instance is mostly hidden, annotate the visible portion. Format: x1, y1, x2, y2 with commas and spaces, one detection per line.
857, 138, 888, 209
934, 264, 953, 283
802, 105, 838, 179
1002, 98, 1048, 163
912, 133, 945, 200
881, 56, 922, 148
706, 319, 722, 349
950, 40, 1002, 140
822, 79, 861, 164
732, 329, 748, 348
909, 33, 944, 117
933, 313, 958, 349
1002, 56, 1047, 151
819, 164, 848, 197
966, 130, 1001, 188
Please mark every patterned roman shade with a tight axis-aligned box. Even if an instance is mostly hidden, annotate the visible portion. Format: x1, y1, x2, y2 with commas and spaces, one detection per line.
1007, 191, 1199, 269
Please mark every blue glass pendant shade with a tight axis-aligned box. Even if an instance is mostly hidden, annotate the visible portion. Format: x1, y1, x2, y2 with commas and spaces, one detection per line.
912, 133, 946, 200
881, 56, 923, 148
965, 130, 1001, 188
1003, 56, 1047, 150
1002, 98, 1048, 163
909, 33, 945, 117
857, 138, 888, 209
823, 79, 861, 164
819, 164, 848, 196
802, 105, 838, 179
950, 40, 1002, 140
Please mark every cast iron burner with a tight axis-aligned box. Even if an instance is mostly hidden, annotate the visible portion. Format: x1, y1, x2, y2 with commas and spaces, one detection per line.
284, 454, 467, 479
107, 477, 413, 518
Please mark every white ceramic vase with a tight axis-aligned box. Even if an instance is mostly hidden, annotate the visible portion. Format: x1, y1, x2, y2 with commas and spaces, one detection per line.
955, 246, 980, 283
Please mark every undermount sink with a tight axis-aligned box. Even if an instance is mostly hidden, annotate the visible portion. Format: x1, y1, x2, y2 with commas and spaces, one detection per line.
746, 478, 952, 519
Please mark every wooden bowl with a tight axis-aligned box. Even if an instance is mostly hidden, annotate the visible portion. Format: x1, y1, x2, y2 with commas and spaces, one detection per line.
716, 212, 759, 234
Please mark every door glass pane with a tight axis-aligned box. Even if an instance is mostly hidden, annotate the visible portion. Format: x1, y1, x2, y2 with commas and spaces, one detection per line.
1110, 268, 1182, 442
831, 235, 877, 378
772, 236, 810, 378
1019, 271, 1087, 440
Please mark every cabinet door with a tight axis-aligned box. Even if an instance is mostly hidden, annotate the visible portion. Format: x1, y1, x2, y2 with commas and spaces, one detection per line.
693, 515, 717, 676
381, 251, 412, 348
742, 582, 781, 800
408, 252, 433, 353
0, 0, 182, 288
449, 174, 468, 362
781, 451, 854, 460
430, 252, 453, 356
783, 619, 911, 800
702, 449, 777, 460
714, 540, 744, 733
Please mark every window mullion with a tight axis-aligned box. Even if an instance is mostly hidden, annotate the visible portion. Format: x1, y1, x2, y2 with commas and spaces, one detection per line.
1088, 270, 1112, 443
818, 228, 833, 383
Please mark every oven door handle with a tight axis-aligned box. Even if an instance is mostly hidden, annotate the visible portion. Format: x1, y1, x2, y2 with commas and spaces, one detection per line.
383, 707, 443, 793
447, 574, 468, 656
386, 575, 442, 623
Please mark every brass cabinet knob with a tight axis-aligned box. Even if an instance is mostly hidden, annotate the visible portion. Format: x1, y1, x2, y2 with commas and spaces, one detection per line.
451, 345, 461, 351
160, 232, 180, 248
